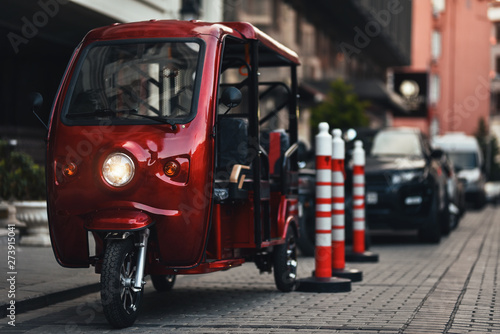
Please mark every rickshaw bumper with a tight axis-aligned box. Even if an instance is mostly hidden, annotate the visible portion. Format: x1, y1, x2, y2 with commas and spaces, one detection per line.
84, 210, 153, 232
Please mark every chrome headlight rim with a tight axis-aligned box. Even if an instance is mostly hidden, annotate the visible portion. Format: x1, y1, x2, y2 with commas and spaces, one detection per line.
102, 152, 136, 187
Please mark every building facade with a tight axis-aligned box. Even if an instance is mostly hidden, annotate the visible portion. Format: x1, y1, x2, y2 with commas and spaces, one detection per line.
392, 0, 491, 137
1, 0, 412, 160
226, 0, 412, 143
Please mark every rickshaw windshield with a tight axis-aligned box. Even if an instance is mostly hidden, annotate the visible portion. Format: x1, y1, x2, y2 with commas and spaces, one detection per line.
62, 39, 203, 125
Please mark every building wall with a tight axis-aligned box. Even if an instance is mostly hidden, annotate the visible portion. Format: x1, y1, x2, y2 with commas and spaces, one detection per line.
411, 0, 433, 71
489, 5, 500, 115
438, 0, 490, 135
394, 0, 491, 137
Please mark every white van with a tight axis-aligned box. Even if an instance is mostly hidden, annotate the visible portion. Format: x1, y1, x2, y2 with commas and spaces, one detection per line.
433, 132, 486, 208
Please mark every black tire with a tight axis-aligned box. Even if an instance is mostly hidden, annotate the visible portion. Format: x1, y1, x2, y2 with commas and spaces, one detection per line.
151, 275, 176, 292
450, 212, 459, 230
101, 238, 143, 328
418, 197, 441, 244
474, 192, 486, 210
273, 227, 298, 292
440, 196, 452, 236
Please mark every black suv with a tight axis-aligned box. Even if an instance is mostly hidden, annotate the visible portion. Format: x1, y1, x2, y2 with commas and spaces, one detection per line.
365, 128, 449, 243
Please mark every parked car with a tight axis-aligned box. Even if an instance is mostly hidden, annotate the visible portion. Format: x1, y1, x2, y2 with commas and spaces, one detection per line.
364, 127, 449, 243
485, 181, 500, 205
438, 151, 466, 228
432, 132, 486, 209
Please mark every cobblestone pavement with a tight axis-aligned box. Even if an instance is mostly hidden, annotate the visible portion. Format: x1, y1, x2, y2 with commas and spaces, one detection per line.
1, 206, 499, 333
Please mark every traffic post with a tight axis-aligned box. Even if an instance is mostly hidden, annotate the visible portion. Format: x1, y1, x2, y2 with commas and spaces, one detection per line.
330, 129, 362, 281
346, 140, 379, 263
297, 122, 351, 292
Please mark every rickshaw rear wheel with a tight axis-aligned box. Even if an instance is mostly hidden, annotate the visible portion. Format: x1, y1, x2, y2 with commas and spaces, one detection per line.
273, 226, 298, 292
151, 274, 176, 292
101, 238, 143, 328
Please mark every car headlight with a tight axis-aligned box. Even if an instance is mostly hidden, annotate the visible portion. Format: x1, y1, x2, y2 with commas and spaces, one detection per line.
392, 170, 424, 184
102, 152, 135, 187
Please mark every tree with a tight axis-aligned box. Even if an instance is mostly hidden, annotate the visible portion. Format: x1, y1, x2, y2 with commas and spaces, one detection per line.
0, 140, 45, 201
310, 78, 370, 132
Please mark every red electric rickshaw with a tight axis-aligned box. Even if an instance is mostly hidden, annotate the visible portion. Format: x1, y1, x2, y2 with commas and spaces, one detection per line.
44, 20, 300, 328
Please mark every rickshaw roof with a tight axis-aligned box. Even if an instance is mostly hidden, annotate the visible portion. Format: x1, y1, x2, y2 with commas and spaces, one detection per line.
83, 20, 300, 66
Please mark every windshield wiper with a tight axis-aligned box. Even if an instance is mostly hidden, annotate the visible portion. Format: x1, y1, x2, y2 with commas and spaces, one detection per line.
122, 109, 175, 126
66, 108, 118, 119
66, 109, 177, 127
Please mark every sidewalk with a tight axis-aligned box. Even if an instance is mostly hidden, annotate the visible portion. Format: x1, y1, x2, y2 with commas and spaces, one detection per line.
0, 240, 99, 317
1, 206, 499, 333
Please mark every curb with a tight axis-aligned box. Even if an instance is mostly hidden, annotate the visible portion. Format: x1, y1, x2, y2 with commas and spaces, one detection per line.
1, 283, 100, 318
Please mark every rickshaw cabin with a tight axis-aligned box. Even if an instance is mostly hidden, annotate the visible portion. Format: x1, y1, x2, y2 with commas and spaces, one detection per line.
209, 23, 300, 257
44, 21, 301, 327
46, 20, 299, 273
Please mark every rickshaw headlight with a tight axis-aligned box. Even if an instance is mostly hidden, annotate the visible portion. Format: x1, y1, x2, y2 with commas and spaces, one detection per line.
102, 152, 135, 187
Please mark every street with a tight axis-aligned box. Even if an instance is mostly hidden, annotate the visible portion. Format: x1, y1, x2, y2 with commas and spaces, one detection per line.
1, 205, 499, 333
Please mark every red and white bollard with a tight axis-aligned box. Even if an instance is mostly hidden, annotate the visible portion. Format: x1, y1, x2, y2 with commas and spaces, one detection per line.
331, 129, 345, 269
352, 140, 366, 253
331, 129, 362, 281
297, 122, 351, 292
346, 140, 379, 263
314, 122, 333, 279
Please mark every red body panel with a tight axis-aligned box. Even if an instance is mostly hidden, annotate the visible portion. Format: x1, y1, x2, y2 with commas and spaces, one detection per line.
84, 210, 152, 231
46, 20, 299, 272
47, 23, 223, 268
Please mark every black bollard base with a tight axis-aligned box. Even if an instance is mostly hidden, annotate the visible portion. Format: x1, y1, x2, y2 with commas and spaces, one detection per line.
345, 250, 379, 263
313, 268, 363, 282
332, 268, 363, 282
296, 276, 351, 293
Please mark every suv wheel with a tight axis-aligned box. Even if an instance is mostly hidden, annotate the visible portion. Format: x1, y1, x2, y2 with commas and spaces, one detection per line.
419, 197, 441, 244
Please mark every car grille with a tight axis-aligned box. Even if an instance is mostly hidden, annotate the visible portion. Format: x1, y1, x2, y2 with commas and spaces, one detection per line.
365, 173, 389, 187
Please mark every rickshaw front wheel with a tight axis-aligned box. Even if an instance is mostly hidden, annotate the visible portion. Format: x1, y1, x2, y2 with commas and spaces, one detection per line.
101, 238, 143, 328
273, 227, 298, 292
151, 274, 176, 292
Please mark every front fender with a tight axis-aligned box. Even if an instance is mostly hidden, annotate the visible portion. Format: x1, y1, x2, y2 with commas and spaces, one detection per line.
85, 210, 153, 232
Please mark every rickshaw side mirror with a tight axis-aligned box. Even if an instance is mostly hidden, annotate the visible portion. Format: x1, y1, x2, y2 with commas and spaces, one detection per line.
30, 92, 43, 108
220, 87, 242, 108
30, 92, 48, 130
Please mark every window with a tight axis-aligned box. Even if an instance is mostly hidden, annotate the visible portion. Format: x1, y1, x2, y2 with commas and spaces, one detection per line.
429, 74, 440, 105
242, 0, 272, 16
371, 131, 423, 157
495, 92, 500, 112
496, 57, 500, 77
432, 0, 445, 16
63, 40, 202, 125
496, 23, 500, 44
431, 30, 441, 61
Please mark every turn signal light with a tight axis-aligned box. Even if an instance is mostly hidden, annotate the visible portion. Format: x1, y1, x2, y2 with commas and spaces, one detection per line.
164, 160, 180, 177
62, 163, 77, 177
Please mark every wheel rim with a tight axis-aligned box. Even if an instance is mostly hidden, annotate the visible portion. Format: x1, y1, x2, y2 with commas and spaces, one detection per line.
285, 234, 298, 281
120, 251, 140, 314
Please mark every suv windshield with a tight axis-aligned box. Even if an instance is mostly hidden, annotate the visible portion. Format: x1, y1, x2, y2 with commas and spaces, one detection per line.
371, 131, 423, 157
448, 152, 478, 170
63, 40, 202, 125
